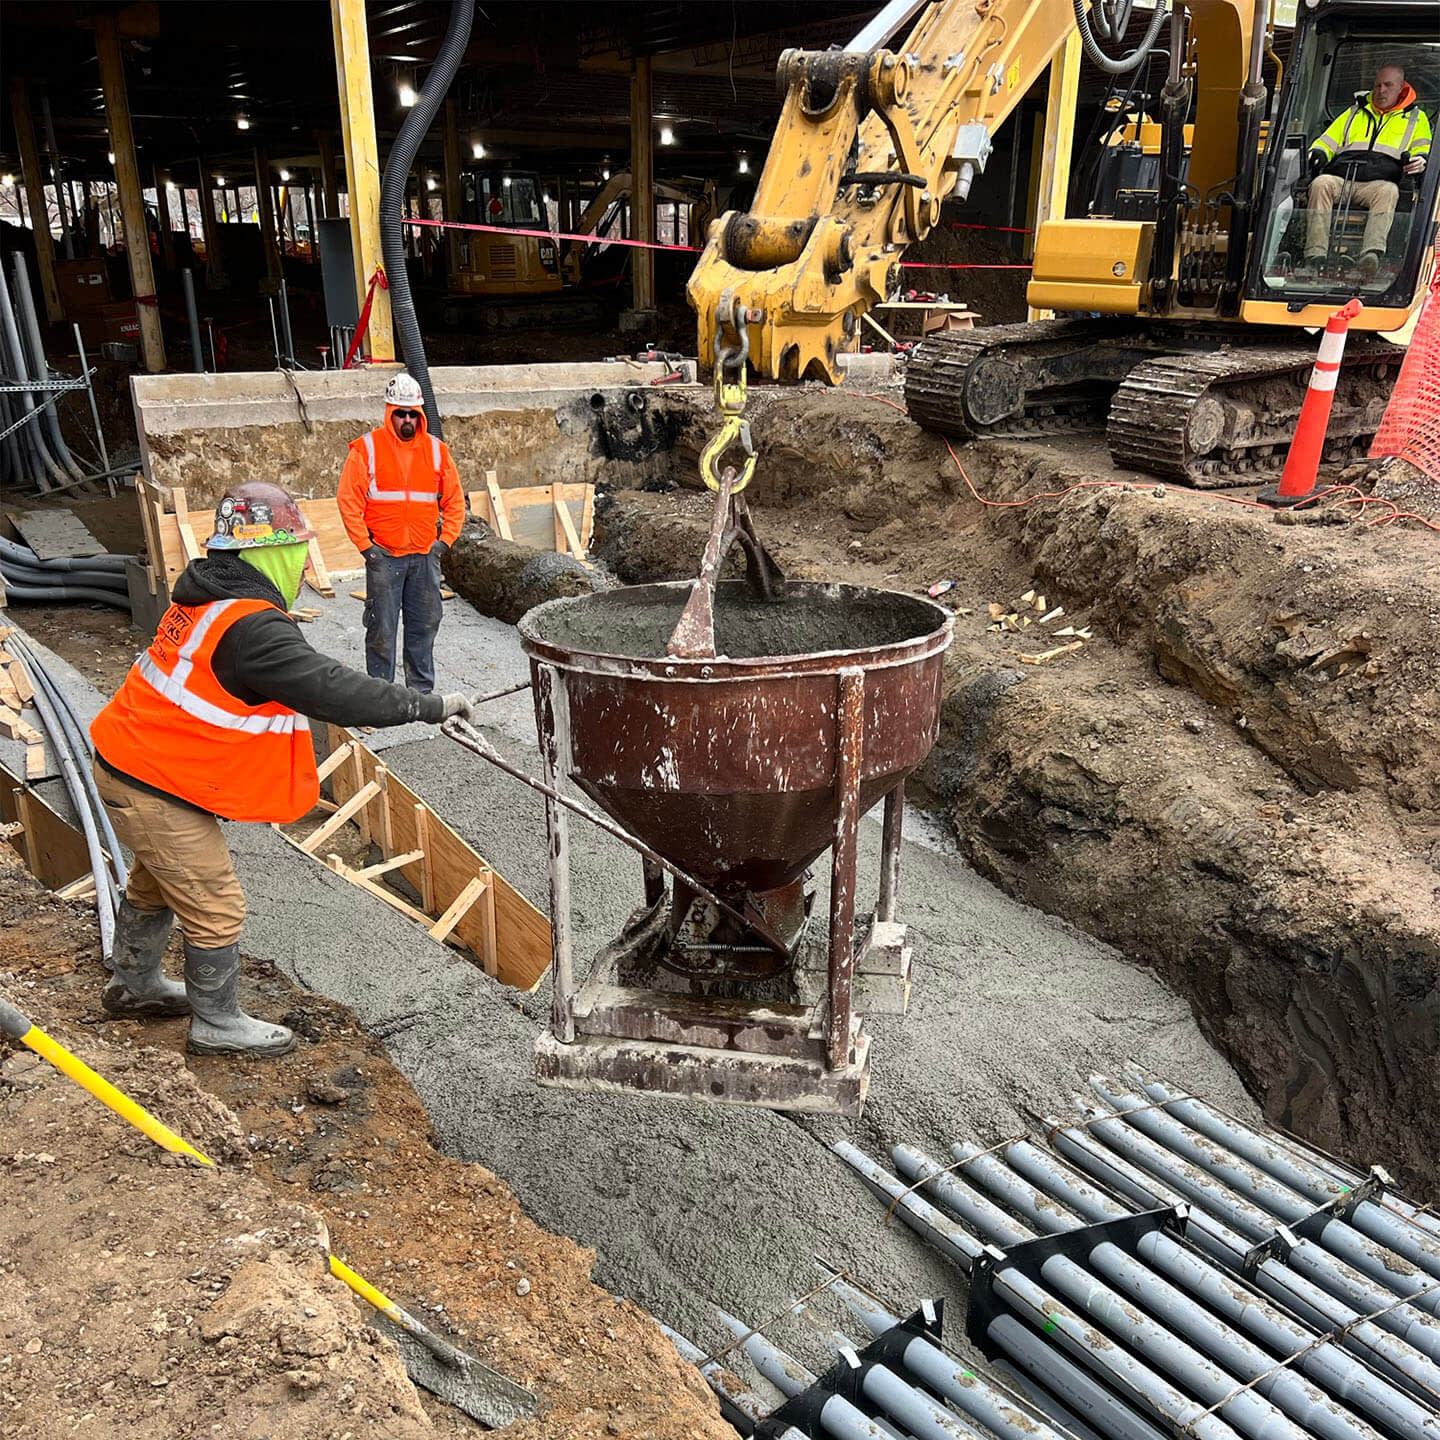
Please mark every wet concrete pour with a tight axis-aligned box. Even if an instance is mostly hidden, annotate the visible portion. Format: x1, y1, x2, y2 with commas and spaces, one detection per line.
17, 593, 1257, 1368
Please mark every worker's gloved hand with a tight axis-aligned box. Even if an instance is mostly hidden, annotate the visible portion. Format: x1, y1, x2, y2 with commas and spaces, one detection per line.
1307, 150, 1327, 178
440, 692, 474, 723
429, 540, 449, 558
363, 545, 386, 563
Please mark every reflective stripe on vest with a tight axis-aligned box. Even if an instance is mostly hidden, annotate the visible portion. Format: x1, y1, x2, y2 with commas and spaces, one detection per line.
1330, 103, 1427, 163
362, 430, 443, 504
132, 598, 310, 736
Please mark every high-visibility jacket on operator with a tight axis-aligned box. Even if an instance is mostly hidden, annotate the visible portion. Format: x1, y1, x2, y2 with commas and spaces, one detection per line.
338, 404, 466, 556
1311, 85, 1432, 184
92, 596, 319, 823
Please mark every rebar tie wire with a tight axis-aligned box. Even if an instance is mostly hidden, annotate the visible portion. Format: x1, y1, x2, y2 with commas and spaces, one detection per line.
697, 1269, 851, 1370
1044, 1090, 1200, 1145
1178, 1279, 1440, 1433
880, 1131, 1031, 1226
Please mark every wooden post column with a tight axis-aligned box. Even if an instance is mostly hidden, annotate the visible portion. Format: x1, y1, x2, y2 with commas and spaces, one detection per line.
629, 55, 655, 315
330, 0, 392, 359
8, 77, 63, 322
96, 14, 165, 370
253, 148, 283, 278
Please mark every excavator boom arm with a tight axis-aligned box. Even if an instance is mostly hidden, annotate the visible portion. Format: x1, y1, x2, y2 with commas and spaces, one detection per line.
688, 0, 1082, 381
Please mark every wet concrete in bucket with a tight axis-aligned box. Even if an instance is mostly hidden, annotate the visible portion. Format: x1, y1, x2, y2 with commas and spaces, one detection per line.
13, 605, 1260, 1372
523, 581, 946, 661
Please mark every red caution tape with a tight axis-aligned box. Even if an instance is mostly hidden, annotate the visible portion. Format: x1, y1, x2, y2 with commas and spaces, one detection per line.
344, 266, 389, 370
401, 215, 701, 254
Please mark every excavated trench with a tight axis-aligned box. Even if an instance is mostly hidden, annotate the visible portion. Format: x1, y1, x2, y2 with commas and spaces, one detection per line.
442, 384, 1440, 1196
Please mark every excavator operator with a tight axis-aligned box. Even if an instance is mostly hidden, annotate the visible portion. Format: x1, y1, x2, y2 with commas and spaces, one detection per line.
1303, 63, 1432, 281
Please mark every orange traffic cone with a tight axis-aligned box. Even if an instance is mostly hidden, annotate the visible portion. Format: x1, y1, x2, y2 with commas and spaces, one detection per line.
1258, 297, 1364, 508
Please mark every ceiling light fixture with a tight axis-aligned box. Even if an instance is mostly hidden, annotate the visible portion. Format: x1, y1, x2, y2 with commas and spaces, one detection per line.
659, 125, 675, 146
426, 177, 436, 190
399, 82, 416, 107
738, 154, 750, 175
472, 140, 485, 160
214, 176, 226, 187
279, 169, 291, 182
107, 151, 115, 164
236, 115, 250, 131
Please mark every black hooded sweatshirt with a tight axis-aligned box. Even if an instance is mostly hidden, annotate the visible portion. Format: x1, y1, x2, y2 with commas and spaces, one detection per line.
97, 552, 443, 806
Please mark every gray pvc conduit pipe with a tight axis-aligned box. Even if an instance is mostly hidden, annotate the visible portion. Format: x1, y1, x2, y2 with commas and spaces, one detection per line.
11, 252, 87, 485
1, 559, 130, 588
0, 259, 69, 490
0, 536, 131, 571
6, 631, 130, 895
0, 581, 132, 610
378, 0, 474, 436
0, 564, 128, 587
16, 657, 118, 958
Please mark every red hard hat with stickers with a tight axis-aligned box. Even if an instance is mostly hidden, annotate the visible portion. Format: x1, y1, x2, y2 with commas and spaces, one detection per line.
204, 480, 317, 550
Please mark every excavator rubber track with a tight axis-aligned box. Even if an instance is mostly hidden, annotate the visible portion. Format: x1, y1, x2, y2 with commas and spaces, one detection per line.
905, 322, 1399, 486
904, 319, 1124, 439
1107, 340, 1398, 486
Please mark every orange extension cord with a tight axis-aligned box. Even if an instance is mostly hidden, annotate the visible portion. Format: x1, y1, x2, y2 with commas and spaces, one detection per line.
855, 391, 1440, 533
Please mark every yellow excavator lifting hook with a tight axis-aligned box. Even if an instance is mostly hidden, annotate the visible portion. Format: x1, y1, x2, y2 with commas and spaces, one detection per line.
700, 413, 757, 493
703, 295, 762, 491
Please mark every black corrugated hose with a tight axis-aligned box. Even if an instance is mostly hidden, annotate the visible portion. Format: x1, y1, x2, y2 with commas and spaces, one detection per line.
378, 0, 475, 440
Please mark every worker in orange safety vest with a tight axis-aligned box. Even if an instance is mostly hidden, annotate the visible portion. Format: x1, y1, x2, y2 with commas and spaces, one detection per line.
91, 480, 476, 1057
337, 372, 466, 692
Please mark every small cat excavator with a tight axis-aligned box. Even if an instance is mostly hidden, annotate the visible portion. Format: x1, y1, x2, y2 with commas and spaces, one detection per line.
688, 0, 1439, 485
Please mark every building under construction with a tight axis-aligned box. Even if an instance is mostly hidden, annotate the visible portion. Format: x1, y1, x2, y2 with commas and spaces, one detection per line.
1, 2, 1437, 1437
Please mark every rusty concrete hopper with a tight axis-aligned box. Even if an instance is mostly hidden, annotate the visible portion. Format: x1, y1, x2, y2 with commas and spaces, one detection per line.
517, 580, 952, 1115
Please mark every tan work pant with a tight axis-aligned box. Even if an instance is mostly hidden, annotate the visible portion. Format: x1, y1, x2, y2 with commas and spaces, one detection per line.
1306, 175, 1398, 260
93, 762, 246, 949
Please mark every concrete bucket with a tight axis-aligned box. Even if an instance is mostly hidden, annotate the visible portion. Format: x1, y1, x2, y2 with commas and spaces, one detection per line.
509, 579, 953, 1114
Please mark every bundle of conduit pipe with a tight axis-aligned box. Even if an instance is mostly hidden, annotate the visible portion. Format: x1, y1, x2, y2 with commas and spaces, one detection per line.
0, 534, 133, 611
3, 628, 127, 963
796, 1069, 1440, 1440
0, 253, 92, 492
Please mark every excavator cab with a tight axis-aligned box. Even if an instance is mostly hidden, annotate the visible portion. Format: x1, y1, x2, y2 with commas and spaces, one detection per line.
1246, 2, 1439, 326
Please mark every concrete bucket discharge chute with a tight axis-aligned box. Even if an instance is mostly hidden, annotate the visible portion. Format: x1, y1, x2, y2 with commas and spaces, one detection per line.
449, 580, 952, 1114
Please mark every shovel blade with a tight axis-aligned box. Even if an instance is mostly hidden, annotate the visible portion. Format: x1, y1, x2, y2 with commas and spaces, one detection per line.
373, 1313, 537, 1429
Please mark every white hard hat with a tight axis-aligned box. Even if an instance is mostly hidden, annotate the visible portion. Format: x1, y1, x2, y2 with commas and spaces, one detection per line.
384, 372, 425, 407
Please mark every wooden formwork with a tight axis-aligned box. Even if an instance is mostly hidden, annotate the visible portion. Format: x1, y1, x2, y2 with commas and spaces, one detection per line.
137, 472, 594, 603
277, 726, 550, 994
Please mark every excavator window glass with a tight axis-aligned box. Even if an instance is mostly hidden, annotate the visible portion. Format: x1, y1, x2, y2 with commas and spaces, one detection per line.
1248, 9, 1438, 309
460, 171, 544, 228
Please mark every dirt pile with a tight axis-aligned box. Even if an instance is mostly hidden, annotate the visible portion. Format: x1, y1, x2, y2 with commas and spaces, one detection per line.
593, 391, 1440, 1194
0, 856, 732, 1440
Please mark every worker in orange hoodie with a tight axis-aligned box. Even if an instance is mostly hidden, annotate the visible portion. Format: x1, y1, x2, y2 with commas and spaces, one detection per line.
337, 373, 466, 692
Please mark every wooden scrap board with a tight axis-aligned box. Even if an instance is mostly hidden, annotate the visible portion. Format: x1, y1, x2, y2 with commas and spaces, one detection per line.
278, 726, 549, 993
7, 507, 107, 560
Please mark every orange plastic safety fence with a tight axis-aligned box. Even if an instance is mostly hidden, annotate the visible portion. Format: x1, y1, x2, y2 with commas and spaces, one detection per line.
1370, 277, 1440, 481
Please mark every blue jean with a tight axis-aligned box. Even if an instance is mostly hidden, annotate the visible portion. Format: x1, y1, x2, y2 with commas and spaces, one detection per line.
363, 550, 443, 692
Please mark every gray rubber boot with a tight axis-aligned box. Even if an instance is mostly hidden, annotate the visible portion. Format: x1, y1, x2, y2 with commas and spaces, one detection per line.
183, 942, 296, 1057
102, 901, 189, 1017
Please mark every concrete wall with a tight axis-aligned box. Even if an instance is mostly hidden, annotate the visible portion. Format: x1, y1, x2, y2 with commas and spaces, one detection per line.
131, 362, 700, 510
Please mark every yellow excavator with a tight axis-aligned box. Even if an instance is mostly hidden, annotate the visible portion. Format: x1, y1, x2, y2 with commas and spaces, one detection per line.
688, 0, 1440, 485
444, 167, 712, 331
